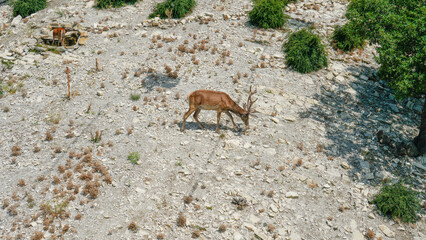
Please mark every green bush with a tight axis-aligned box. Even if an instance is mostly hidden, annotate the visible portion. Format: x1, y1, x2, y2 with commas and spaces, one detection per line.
95, 0, 138, 9
128, 152, 140, 165
249, 0, 288, 29
331, 22, 366, 52
283, 29, 328, 73
149, 0, 196, 19
253, 0, 295, 7
11, 0, 47, 18
372, 182, 421, 223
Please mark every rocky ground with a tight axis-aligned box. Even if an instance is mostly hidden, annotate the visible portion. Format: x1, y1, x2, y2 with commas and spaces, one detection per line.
0, 0, 424, 239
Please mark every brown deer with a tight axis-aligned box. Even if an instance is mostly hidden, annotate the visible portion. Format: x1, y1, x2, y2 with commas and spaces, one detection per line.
182, 86, 257, 133
53, 27, 66, 46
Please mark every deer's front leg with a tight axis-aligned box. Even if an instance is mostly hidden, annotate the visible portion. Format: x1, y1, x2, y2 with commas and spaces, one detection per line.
216, 110, 222, 133
225, 111, 238, 131
182, 107, 197, 132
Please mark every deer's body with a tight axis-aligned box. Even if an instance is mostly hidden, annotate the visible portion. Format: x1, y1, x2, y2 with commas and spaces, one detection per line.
182, 88, 256, 133
53, 28, 66, 46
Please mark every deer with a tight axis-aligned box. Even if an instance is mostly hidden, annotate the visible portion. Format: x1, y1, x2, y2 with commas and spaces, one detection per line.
52, 27, 66, 46
181, 86, 257, 133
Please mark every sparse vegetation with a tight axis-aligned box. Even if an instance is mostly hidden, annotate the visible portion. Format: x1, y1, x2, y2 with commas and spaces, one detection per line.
249, 0, 288, 29
95, 0, 138, 9
283, 28, 328, 73
149, 0, 196, 19
90, 130, 103, 143
11, 0, 47, 18
130, 93, 141, 101
372, 181, 421, 223
128, 152, 140, 164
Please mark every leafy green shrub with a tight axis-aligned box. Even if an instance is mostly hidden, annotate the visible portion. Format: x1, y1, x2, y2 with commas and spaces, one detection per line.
95, 0, 138, 9
128, 152, 140, 164
372, 181, 421, 223
149, 0, 196, 19
253, 0, 297, 8
283, 29, 328, 73
11, 0, 47, 18
331, 22, 366, 52
345, 0, 425, 99
249, 0, 288, 29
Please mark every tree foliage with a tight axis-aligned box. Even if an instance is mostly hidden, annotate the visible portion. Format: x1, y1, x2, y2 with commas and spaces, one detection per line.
249, 0, 288, 29
345, 0, 426, 98
283, 29, 328, 73
95, 0, 138, 9
11, 0, 47, 18
372, 181, 421, 223
149, 0, 196, 19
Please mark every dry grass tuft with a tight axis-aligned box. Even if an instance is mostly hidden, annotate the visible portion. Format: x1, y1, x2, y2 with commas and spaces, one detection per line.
192, 230, 201, 238
365, 229, 375, 239
128, 222, 138, 232
17, 179, 26, 187
183, 196, 194, 204
177, 213, 186, 227
11, 146, 21, 156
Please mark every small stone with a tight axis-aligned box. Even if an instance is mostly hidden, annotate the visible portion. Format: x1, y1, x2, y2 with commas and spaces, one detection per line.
285, 192, 299, 198
271, 117, 279, 124
379, 224, 395, 238
341, 162, 350, 169
249, 214, 260, 224
233, 232, 243, 240
97, 91, 104, 96
270, 204, 278, 212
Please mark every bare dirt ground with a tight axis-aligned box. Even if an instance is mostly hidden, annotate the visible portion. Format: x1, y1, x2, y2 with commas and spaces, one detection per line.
0, 0, 424, 239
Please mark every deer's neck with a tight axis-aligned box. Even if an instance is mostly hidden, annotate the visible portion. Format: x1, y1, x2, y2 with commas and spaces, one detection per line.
231, 103, 247, 115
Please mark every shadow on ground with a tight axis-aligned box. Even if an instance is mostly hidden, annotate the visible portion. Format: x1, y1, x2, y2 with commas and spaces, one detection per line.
298, 64, 421, 186
142, 73, 180, 91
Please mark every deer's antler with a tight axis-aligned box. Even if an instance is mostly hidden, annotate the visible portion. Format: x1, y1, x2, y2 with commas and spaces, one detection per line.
246, 85, 257, 113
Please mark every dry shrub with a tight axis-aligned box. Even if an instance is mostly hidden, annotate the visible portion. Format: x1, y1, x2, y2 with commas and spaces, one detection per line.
79, 172, 93, 181
74, 163, 83, 173
74, 213, 82, 220
2, 199, 10, 209
192, 230, 200, 238
104, 175, 112, 184
58, 165, 66, 173
128, 222, 138, 232
296, 158, 303, 167
17, 179, 26, 187
218, 224, 227, 232
183, 196, 193, 204
267, 224, 275, 232
11, 146, 21, 156
365, 229, 375, 239
31, 231, 43, 240
52, 176, 61, 184
82, 180, 101, 199
83, 153, 92, 163
177, 213, 186, 227
46, 131, 53, 141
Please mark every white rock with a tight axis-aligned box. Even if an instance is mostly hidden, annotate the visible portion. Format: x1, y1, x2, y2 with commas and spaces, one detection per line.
379, 224, 395, 238
271, 117, 279, 124
11, 16, 22, 27
285, 192, 299, 198
233, 232, 243, 240
249, 214, 260, 224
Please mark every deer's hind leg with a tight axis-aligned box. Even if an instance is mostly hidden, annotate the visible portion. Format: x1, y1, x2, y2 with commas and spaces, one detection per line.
193, 108, 206, 129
